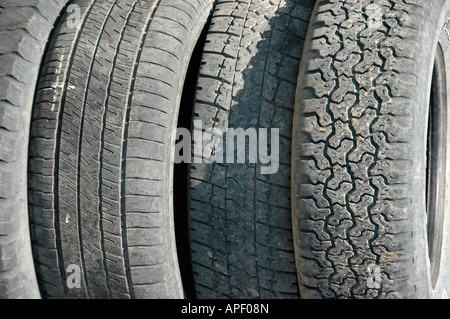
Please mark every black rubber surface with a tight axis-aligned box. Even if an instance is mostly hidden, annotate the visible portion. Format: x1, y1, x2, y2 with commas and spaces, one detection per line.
0, 0, 71, 299
292, 0, 449, 299
188, 0, 316, 299
28, 0, 215, 299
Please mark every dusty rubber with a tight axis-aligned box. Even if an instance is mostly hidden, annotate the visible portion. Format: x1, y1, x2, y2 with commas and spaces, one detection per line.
0, 0, 72, 299
28, 0, 215, 299
188, 0, 316, 299
292, 0, 450, 299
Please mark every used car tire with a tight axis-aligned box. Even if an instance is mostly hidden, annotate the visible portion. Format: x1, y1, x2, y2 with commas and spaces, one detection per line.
28, 0, 214, 299
292, 0, 450, 298
188, 0, 316, 298
0, 0, 71, 299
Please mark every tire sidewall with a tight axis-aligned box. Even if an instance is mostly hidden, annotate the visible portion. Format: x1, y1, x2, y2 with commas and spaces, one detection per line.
429, 1, 450, 299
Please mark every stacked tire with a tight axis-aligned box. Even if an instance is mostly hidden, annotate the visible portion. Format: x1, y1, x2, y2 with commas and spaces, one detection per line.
1, 0, 216, 299
188, 0, 315, 299
292, 0, 450, 299
0, 0, 449, 299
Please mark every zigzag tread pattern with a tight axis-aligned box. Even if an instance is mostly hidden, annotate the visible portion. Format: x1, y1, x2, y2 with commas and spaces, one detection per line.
293, 0, 436, 299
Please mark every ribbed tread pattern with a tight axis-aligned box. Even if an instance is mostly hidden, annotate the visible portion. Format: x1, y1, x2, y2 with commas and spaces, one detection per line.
0, 0, 70, 299
29, 0, 215, 299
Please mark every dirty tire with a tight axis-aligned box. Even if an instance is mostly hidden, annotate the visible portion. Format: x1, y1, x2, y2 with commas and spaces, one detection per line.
0, 0, 71, 299
188, 0, 316, 298
292, 0, 450, 298
28, 0, 214, 299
